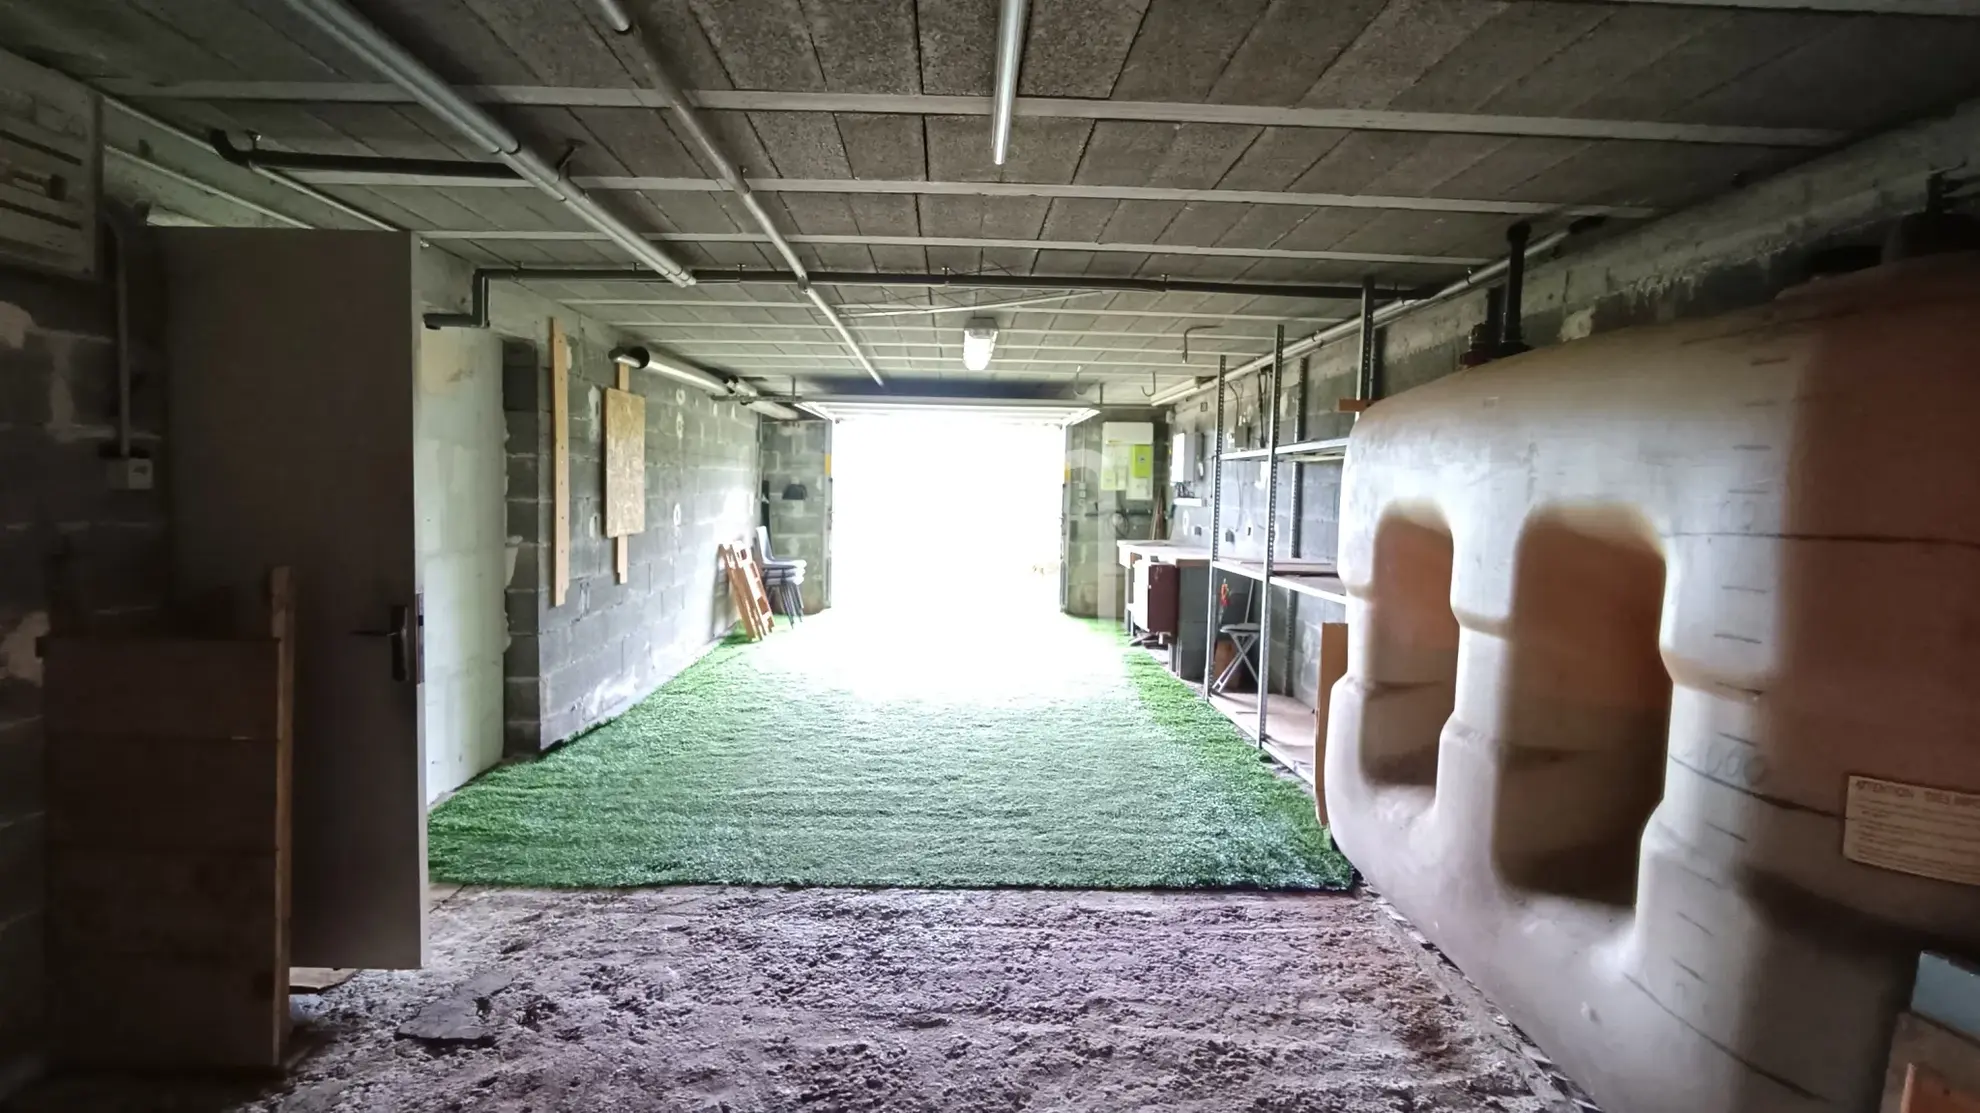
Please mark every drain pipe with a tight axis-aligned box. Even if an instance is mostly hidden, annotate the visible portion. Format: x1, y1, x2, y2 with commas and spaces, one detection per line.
279, 0, 694, 287
1497, 221, 1532, 359
587, 0, 885, 387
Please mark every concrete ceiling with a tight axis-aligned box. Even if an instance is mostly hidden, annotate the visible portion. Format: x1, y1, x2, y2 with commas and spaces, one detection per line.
8, 0, 1980, 398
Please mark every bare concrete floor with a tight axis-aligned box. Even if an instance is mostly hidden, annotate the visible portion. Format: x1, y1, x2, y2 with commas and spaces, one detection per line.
11, 886, 1559, 1113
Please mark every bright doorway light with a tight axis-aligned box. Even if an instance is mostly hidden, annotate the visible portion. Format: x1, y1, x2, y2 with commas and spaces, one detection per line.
831, 410, 1064, 616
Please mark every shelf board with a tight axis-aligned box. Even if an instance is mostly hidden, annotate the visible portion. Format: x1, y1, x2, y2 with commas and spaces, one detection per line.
1217, 436, 1350, 463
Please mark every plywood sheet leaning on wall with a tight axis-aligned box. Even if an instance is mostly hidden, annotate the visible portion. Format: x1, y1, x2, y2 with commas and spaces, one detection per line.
41, 569, 295, 1069
605, 364, 645, 584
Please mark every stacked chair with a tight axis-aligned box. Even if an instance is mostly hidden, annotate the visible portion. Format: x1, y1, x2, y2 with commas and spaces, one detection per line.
753, 526, 807, 623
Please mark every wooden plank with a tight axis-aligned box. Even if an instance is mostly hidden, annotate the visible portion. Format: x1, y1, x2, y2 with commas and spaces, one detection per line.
551, 317, 571, 607
290, 967, 357, 993
1906, 1066, 1980, 1113
268, 568, 294, 942
1883, 1014, 1980, 1113
1314, 621, 1349, 824
47, 735, 281, 850
718, 543, 775, 640
50, 958, 287, 1069
47, 847, 280, 958
607, 364, 639, 584
42, 639, 283, 739
44, 595, 292, 1069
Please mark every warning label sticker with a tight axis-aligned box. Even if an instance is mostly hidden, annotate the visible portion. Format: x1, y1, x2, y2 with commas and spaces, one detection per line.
1843, 776, 1980, 886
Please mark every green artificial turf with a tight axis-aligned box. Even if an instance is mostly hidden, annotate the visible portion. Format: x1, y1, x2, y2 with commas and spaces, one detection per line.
430, 608, 1352, 890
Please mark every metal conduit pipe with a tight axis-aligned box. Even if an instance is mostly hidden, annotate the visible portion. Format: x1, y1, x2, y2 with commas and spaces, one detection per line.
1151, 218, 1603, 407
279, 0, 694, 287
588, 0, 885, 387
210, 129, 516, 181
990, 0, 1029, 165
610, 344, 761, 399
421, 266, 1395, 329
611, 346, 806, 420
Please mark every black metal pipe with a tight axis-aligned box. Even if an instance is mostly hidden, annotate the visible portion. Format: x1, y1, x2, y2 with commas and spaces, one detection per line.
796, 271, 1405, 300
210, 129, 517, 181
424, 266, 1406, 328
1498, 220, 1532, 357
1354, 276, 1377, 402
424, 268, 493, 329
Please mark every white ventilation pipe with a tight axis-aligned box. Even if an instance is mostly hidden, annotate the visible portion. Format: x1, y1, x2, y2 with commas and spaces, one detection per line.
991, 0, 1029, 165
279, 0, 694, 286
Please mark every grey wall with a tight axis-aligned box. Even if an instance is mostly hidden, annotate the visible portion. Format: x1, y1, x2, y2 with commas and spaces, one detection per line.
0, 237, 171, 1097
1063, 411, 1166, 619
412, 313, 506, 802
1169, 95, 1980, 708
493, 282, 761, 754
759, 419, 831, 613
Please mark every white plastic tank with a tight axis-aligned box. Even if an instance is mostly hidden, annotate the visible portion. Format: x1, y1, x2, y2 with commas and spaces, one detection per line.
1325, 254, 1980, 1113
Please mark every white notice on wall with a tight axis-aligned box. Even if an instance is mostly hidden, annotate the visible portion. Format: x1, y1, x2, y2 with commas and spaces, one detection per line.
1842, 775, 1980, 886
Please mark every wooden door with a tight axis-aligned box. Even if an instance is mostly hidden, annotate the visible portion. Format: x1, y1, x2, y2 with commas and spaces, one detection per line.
162, 229, 427, 968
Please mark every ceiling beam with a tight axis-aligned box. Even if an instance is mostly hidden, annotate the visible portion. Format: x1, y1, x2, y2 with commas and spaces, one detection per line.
572, 302, 1345, 322
1573, 0, 1980, 12
706, 353, 1226, 369
283, 171, 1654, 219
604, 323, 1322, 338
429, 230, 1486, 267
654, 341, 1275, 354
99, 82, 1845, 147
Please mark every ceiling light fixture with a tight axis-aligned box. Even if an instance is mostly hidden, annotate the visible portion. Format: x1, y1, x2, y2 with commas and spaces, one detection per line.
963, 317, 999, 371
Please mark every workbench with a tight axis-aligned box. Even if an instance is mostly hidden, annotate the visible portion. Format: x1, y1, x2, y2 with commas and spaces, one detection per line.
1117, 541, 1214, 681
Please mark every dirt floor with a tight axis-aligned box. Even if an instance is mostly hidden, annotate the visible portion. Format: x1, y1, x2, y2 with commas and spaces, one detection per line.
10, 886, 1567, 1113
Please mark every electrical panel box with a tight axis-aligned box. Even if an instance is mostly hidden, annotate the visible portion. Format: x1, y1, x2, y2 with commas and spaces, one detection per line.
1171, 430, 1198, 484
0, 49, 101, 279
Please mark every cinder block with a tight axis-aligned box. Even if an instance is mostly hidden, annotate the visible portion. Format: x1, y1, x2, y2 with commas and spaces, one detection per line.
503, 675, 542, 721
503, 408, 541, 449
503, 717, 544, 756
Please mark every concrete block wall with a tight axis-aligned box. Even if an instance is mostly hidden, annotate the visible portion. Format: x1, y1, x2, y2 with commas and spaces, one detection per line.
1169, 95, 1980, 707
495, 287, 760, 754
0, 239, 171, 1097
760, 419, 831, 613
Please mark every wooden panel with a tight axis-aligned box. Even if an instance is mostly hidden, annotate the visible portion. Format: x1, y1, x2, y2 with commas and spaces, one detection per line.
42, 569, 292, 1070
50, 959, 286, 1070
42, 639, 282, 739
48, 848, 280, 958
1884, 1014, 1980, 1113
1313, 621, 1349, 824
608, 363, 637, 584
1907, 1066, 1980, 1113
604, 386, 646, 538
552, 317, 571, 607
46, 735, 281, 850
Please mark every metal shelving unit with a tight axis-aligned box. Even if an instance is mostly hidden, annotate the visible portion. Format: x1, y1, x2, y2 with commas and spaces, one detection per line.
1216, 437, 1349, 463
1199, 288, 1377, 764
